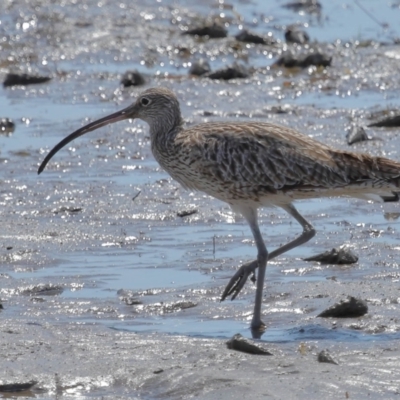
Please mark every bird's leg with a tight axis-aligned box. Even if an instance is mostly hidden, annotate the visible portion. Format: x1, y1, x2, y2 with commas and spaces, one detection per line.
235, 207, 268, 332
221, 203, 315, 302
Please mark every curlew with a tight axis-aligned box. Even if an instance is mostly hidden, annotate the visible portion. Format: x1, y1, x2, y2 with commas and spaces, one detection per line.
38, 87, 400, 332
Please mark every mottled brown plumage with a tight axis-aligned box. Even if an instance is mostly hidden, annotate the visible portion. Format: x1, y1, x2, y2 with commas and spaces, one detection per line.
38, 87, 400, 333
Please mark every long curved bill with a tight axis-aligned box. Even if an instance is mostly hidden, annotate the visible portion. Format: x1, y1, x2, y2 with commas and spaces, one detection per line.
38, 104, 135, 174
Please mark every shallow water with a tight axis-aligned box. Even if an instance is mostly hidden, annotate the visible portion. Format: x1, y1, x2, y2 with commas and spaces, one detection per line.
1, 0, 400, 344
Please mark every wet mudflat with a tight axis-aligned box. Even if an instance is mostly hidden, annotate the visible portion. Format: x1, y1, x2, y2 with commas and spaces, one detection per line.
1, 0, 400, 398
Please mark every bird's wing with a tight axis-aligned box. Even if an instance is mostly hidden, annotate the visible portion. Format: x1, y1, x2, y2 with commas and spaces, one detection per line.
179, 122, 350, 190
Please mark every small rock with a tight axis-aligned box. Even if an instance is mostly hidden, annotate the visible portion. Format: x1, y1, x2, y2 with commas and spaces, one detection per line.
368, 115, 400, 128
176, 47, 192, 58
0, 381, 37, 393
381, 193, 399, 202
123, 297, 142, 306
317, 350, 339, 365
275, 54, 298, 68
346, 126, 369, 145
299, 53, 331, 68
3, 73, 51, 87
283, 0, 322, 13
153, 368, 164, 374
53, 206, 82, 214
207, 64, 250, 80
304, 246, 358, 264
235, 29, 276, 45
163, 301, 197, 313
384, 212, 400, 221
275, 52, 331, 68
189, 59, 211, 76
121, 70, 146, 87
183, 23, 227, 39
177, 209, 197, 217
21, 284, 64, 297
30, 297, 46, 303
285, 28, 310, 44
317, 296, 368, 318
226, 333, 273, 355
0, 118, 15, 135
264, 104, 294, 115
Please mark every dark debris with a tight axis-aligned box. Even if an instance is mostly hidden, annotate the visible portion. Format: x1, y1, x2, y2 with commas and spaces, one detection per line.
0, 118, 15, 135
235, 29, 276, 45
177, 209, 198, 217
0, 381, 38, 393
304, 246, 358, 264
3, 73, 51, 87
207, 64, 250, 80
317, 350, 339, 365
368, 115, 400, 128
282, 0, 322, 13
53, 206, 83, 214
317, 296, 368, 318
121, 70, 146, 87
183, 23, 227, 38
285, 28, 310, 44
189, 59, 211, 76
20, 284, 64, 297
226, 333, 273, 355
275, 52, 331, 68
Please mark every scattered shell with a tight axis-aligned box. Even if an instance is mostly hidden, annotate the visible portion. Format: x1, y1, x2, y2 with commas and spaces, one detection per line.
298, 342, 308, 355
346, 126, 369, 145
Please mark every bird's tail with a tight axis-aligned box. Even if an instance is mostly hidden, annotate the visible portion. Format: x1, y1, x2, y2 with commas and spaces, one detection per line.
334, 151, 400, 202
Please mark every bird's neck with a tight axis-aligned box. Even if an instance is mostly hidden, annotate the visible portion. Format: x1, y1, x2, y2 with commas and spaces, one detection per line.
149, 113, 184, 149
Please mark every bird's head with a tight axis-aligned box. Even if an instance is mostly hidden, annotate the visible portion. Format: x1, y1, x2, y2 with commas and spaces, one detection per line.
38, 87, 182, 174
130, 87, 181, 126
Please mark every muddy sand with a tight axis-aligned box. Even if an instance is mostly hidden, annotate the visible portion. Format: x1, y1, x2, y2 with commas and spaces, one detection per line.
2, 0, 400, 398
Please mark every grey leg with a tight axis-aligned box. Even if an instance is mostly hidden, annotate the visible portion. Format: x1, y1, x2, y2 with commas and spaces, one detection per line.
239, 206, 268, 331
221, 203, 315, 302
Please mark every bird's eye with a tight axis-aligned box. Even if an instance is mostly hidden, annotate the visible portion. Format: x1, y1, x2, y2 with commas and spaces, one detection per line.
140, 97, 151, 106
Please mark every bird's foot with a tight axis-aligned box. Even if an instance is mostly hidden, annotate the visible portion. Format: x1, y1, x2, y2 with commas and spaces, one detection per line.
220, 259, 258, 301
251, 319, 267, 339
